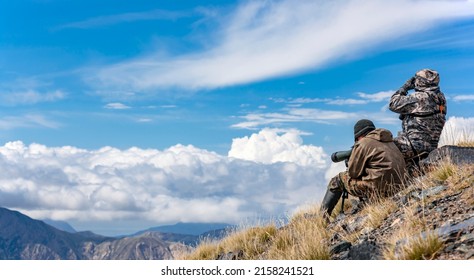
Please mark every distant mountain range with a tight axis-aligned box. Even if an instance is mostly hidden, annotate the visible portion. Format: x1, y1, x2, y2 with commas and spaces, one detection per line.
0, 207, 232, 260
135, 222, 235, 235
42, 219, 77, 233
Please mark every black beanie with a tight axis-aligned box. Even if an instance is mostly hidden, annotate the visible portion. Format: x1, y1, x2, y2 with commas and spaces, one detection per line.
354, 119, 375, 140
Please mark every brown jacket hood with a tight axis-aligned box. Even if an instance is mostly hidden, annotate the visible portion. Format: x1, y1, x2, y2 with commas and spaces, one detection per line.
364, 128, 394, 143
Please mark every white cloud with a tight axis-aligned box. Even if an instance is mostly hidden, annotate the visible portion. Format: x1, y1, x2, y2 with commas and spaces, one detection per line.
90, 0, 474, 92
271, 91, 394, 106
0, 114, 60, 130
357, 91, 395, 102
160, 105, 178, 109
327, 99, 368, 105
325, 162, 347, 182
231, 107, 397, 129
289, 98, 330, 104
0, 135, 330, 235
228, 128, 327, 167
136, 118, 152, 123
104, 102, 131, 110
438, 116, 474, 146
0, 90, 66, 106
452, 94, 474, 102
56, 9, 191, 30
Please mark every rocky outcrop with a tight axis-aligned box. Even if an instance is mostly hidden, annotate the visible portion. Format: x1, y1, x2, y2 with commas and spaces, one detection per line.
422, 145, 474, 166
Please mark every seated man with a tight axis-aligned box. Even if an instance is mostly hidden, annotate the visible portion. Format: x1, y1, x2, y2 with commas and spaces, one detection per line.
389, 69, 447, 165
320, 119, 406, 219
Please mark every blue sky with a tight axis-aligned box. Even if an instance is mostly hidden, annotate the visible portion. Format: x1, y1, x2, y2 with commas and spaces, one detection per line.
1, 0, 474, 236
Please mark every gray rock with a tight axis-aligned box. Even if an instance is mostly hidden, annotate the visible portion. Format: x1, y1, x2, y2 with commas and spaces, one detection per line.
460, 233, 474, 244
330, 241, 351, 254
347, 240, 381, 260
217, 250, 244, 260
437, 217, 474, 237
411, 185, 447, 200
422, 145, 474, 167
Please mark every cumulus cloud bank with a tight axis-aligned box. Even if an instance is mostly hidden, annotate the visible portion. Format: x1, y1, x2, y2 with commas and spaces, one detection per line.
0, 132, 330, 234
228, 128, 327, 167
1, 115, 471, 234
91, 0, 474, 92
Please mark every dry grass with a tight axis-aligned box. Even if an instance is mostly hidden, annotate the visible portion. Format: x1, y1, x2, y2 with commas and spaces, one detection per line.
332, 198, 398, 244
266, 205, 331, 260
430, 162, 455, 182
183, 224, 278, 260
182, 205, 331, 260
457, 141, 474, 148
182, 241, 221, 260
182, 160, 473, 260
424, 161, 474, 200
384, 231, 443, 260
382, 202, 444, 260
363, 199, 398, 229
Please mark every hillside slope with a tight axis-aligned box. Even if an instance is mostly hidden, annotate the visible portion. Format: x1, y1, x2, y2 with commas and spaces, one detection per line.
183, 147, 474, 260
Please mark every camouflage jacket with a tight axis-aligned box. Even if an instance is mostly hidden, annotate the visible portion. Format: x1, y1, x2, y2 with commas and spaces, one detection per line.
389, 85, 447, 156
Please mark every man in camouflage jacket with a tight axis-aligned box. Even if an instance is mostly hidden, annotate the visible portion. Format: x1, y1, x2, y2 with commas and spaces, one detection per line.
389, 69, 447, 161
320, 120, 406, 220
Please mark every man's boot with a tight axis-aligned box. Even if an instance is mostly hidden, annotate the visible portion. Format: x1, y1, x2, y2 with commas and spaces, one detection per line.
320, 189, 342, 222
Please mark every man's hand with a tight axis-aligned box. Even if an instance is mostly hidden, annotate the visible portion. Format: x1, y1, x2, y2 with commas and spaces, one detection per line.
401, 76, 416, 92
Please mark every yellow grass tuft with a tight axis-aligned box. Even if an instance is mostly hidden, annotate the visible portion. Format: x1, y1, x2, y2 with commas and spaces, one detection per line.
384, 231, 443, 260
430, 162, 455, 182
183, 224, 278, 260
266, 205, 331, 260
363, 199, 398, 229
455, 140, 474, 148
382, 202, 443, 260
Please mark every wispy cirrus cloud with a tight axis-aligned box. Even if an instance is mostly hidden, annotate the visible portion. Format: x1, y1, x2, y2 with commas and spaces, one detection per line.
231, 108, 361, 129
55, 9, 193, 30
0, 90, 66, 106
104, 102, 131, 110
232, 94, 401, 130
0, 114, 60, 130
356, 91, 394, 102
89, 0, 474, 94
452, 94, 474, 102
272, 90, 395, 106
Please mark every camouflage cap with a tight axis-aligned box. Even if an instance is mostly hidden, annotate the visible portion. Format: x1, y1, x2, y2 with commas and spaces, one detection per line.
415, 69, 439, 88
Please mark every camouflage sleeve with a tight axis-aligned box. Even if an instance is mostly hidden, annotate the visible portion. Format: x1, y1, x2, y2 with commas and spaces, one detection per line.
347, 142, 367, 179
389, 90, 420, 114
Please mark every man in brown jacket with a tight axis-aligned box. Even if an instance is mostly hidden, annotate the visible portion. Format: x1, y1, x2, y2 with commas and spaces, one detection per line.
320, 119, 406, 220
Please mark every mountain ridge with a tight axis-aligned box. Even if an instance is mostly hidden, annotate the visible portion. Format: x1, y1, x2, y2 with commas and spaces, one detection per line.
0, 207, 173, 259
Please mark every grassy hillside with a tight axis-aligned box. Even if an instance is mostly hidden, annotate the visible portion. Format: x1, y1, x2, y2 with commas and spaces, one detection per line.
181, 149, 474, 260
